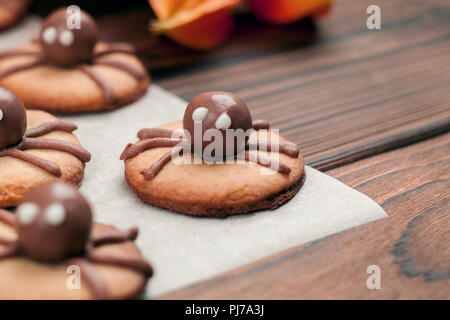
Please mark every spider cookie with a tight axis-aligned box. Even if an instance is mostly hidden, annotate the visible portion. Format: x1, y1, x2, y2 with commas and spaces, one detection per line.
0, 0, 30, 31
121, 91, 305, 217
0, 86, 91, 207
0, 182, 153, 299
0, 7, 149, 113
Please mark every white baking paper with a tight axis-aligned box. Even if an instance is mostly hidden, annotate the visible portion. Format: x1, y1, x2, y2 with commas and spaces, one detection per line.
1, 18, 387, 298
0, 16, 41, 49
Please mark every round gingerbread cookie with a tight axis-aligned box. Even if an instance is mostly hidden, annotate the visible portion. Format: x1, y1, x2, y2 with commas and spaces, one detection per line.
0, 7, 149, 113
121, 91, 305, 217
0, 0, 30, 31
0, 86, 91, 207
0, 182, 152, 299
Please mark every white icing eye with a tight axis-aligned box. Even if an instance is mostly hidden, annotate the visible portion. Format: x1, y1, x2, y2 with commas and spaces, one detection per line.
192, 107, 208, 122
59, 30, 74, 47
42, 27, 57, 44
44, 203, 66, 226
215, 112, 232, 130
17, 203, 39, 225
0, 109, 3, 122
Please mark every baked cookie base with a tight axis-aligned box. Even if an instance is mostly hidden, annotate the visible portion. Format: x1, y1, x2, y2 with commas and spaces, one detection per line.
128, 170, 306, 218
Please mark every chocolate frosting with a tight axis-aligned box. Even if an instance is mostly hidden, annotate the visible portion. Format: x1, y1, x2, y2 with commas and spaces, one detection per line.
0, 209, 16, 227
0, 148, 62, 176
19, 137, 91, 162
183, 91, 253, 158
39, 8, 98, 67
94, 43, 135, 57
78, 65, 115, 105
0, 48, 40, 59
93, 57, 148, 81
25, 119, 77, 138
0, 86, 27, 149
252, 119, 270, 130
16, 182, 93, 263
141, 146, 183, 180
120, 137, 182, 161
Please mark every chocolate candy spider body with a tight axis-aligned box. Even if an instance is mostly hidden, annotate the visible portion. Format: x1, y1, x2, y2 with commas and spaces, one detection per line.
17, 182, 93, 262
183, 91, 253, 157
39, 7, 98, 67
0, 182, 152, 299
0, 86, 26, 149
0, 86, 90, 177
121, 91, 301, 180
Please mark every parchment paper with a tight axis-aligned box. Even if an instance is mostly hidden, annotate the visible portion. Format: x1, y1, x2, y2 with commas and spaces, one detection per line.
1, 18, 387, 298
0, 16, 41, 49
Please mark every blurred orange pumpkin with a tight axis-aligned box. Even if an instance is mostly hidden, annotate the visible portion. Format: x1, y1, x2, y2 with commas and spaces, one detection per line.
149, 0, 241, 50
247, 0, 333, 24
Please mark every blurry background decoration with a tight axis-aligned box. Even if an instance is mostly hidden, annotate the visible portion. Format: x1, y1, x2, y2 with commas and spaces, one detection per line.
149, 0, 241, 50
26, 0, 333, 51
246, 0, 333, 24
148, 0, 334, 49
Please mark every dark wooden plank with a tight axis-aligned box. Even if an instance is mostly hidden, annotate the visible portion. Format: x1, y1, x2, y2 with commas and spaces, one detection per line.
159, 133, 450, 299
97, 0, 450, 171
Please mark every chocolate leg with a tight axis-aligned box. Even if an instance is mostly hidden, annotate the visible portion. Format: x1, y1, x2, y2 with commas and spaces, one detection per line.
20, 138, 91, 162
243, 151, 291, 174
0, 56, 45, 79
93, 59, 147, 81
93, 43, 135, 58
78, 65, 115, 106
0, 243, 19, 260
137, 128, 180, 140
66, 258, 109, 300
0, 208, 15, 248
91, 227, 139, 247
120, 137, 182, 161
247, 141, 300, 158
141, 146, 183, 180
0, 49, 41, 59
0, 238, 14, 246
0, 148, 61, 176
252, 120, 270, 130
86, 248, 153, 278
0, 209, 17, 228
25, 120, 78, 138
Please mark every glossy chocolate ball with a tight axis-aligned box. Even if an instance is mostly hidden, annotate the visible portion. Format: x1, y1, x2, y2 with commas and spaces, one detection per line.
39, 7, 98, 67
183, 92, 253, 158
16, 182, 93, 263
0, 86, 26, 149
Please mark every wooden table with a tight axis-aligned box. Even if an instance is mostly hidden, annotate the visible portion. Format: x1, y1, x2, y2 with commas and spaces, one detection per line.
35, 0, 450, 299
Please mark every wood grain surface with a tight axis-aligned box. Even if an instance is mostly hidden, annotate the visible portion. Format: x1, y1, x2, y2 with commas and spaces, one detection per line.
97, 0, 450, 171
160, 133, 449, 299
